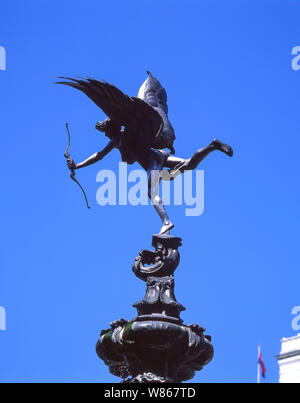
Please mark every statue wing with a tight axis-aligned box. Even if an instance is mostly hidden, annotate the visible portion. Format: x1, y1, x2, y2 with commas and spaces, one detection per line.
137, 72, 176, 154
56, 77, 163, 138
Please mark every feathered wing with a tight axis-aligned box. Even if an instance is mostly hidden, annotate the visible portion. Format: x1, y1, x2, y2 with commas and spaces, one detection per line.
55, 77, 163, 141
137, 72, 176, 154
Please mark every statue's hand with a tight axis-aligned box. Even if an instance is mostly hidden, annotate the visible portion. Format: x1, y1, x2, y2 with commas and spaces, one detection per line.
67, 158, 77, 171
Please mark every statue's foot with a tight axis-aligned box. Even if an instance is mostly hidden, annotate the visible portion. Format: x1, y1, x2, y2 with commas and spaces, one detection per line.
160, 221, 174, 235
212, 139, 233, 157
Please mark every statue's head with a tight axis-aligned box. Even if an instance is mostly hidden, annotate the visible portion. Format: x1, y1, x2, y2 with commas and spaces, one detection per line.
96, 119, 121, 140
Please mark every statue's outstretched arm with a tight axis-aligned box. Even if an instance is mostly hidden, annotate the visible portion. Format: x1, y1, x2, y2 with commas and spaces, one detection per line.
69, 139, 118, 171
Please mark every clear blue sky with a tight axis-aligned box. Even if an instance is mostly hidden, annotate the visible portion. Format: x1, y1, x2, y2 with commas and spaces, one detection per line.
1, 0, 300, 383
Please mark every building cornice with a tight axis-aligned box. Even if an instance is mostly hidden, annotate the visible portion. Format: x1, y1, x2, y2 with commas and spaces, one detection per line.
276, 350, 300, 361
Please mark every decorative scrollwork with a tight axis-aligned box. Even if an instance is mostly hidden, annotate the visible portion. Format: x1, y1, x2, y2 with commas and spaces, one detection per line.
132, 234, 182, 281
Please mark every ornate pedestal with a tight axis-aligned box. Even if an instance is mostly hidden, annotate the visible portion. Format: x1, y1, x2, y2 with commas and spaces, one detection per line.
96, 235, 214, 383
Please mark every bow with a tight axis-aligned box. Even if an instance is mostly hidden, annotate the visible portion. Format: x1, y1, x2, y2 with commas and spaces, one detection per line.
64, 123, 91, 209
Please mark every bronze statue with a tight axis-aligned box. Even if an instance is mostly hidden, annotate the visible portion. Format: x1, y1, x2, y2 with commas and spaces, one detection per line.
56, 72, 233, 234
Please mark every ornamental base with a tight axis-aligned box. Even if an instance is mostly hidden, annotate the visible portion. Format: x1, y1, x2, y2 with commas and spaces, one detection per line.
96, 234, 214, 383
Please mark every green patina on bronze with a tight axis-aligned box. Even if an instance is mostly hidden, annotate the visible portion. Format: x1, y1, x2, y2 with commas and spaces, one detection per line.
122, 321, 135, 345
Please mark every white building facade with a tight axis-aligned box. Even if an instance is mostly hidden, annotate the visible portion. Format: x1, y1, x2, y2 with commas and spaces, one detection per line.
277, 334, 300, 383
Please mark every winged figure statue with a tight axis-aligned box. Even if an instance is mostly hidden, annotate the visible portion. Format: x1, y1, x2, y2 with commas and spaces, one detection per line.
56, 72, 233, 234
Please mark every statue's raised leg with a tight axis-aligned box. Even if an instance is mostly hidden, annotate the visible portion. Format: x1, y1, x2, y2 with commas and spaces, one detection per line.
166, 139, 233, 177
